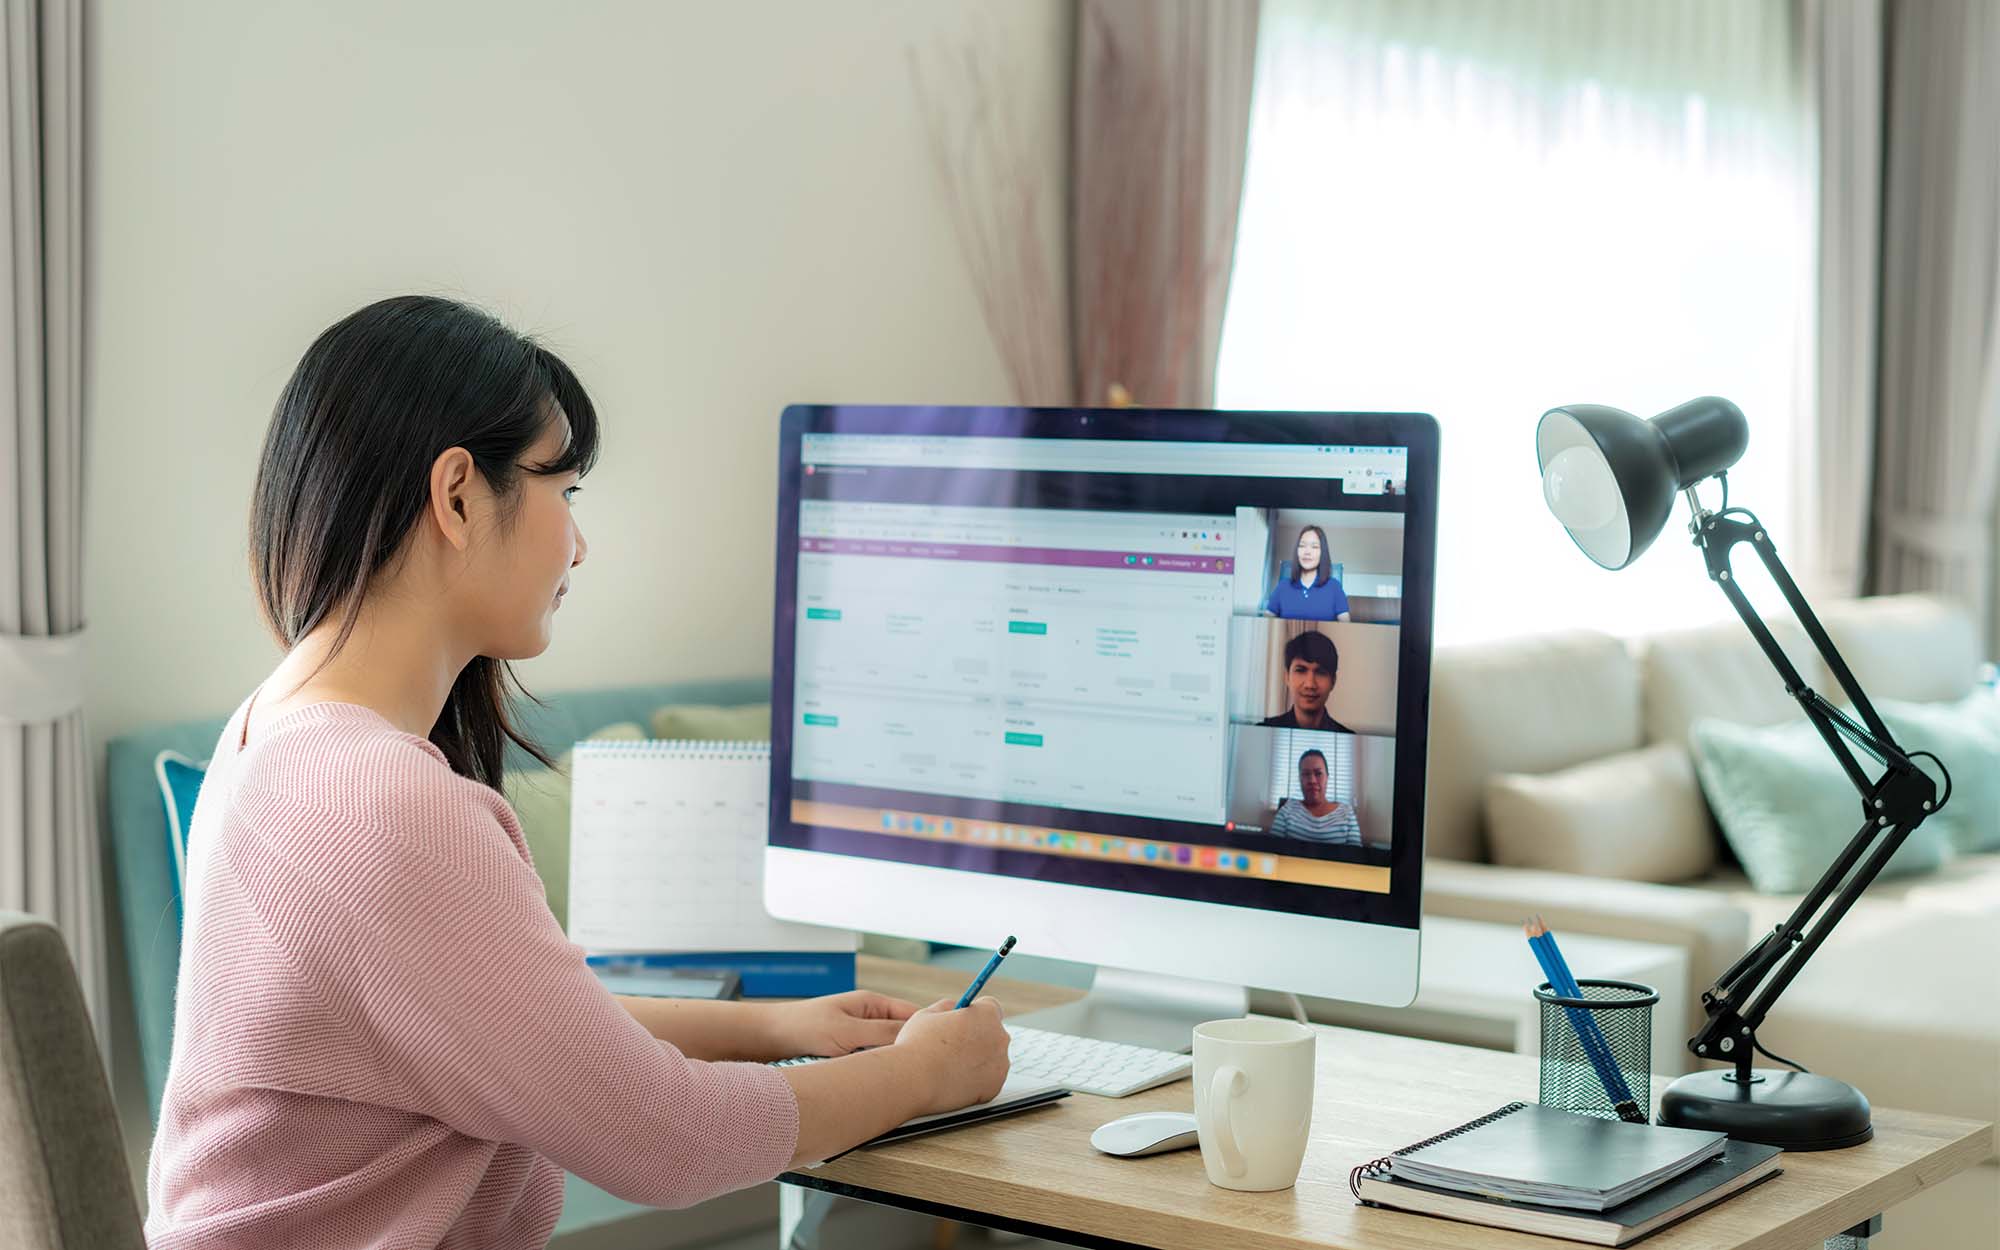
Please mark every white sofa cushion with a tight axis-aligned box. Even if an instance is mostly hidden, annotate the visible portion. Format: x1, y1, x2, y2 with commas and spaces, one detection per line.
1639, 616, 1831, 747
1426, 631, 1641, 863
1420, 859, 1749, 1040
1688, 852, 2000, 1129
1484, 744, 1715, 883
1817, 594, 1982, 705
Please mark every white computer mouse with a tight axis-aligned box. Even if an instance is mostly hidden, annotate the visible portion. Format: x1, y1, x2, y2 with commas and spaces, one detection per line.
1090, 1111, 1201, 1158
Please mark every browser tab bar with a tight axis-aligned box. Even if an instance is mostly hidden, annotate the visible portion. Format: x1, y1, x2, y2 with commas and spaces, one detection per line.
801, 433, 1404, 482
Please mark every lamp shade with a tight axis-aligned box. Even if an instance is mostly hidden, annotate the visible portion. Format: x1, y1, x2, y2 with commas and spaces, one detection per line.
1536, 397, 1748, 569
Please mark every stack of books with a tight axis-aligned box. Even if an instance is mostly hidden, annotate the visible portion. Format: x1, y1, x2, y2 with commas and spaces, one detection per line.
1349, 1102, 1783, 1246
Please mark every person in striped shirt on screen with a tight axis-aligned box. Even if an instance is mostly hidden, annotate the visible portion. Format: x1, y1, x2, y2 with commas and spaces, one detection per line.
1267, 748, 1362, 846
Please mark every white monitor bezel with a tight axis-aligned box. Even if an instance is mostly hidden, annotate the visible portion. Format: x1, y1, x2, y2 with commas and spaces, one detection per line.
764, 405, 1435, 1008
767, 846, 1422, 1006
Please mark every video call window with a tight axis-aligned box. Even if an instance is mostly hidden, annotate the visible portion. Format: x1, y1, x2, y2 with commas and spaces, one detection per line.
1228, 619, 1399, 737
782, 429, 1418, 910
1268, 729, 1358, 844
1236, 507, 1405, 626
1227, 726, 1397, 851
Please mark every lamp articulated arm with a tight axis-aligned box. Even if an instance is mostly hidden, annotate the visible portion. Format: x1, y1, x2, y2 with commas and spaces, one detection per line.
1683, 490, 1943, 1083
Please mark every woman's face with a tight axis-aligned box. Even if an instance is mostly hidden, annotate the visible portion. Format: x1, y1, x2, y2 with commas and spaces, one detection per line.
457, 414, 588, 661
1296, 529, 1322, 572
1298, 754, 1328, 805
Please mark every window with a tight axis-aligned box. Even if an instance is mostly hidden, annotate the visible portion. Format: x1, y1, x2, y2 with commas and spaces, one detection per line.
1218, 0, 1814, 645
1267, 726, 1357, 805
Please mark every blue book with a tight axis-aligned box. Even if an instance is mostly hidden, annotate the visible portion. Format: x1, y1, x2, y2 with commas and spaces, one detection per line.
586, 950, 855, 998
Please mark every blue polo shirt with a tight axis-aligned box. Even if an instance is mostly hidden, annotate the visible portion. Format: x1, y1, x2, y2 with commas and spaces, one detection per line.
1265, 575, 1350, 621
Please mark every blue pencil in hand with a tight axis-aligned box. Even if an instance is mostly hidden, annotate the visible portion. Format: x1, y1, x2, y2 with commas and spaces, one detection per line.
1526, 916, 1646, 1124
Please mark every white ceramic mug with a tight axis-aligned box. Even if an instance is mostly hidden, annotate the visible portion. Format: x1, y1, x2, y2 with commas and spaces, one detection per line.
1192, 1017, 1316, 1191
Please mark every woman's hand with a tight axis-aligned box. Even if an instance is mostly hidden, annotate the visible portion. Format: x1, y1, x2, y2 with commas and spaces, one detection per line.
764, 990, 919, 1059
894, 997, 1012, 1113
776, 995, 1011, 1166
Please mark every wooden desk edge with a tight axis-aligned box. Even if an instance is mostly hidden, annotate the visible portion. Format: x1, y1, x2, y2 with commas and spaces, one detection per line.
829, 957, 1997, 1250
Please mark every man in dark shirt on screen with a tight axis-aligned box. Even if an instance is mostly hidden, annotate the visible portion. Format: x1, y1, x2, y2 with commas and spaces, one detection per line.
1260, 630, 1355, 733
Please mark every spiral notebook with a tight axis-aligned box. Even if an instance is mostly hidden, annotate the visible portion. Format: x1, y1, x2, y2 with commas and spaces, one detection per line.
1350, 1102, 1781, 1246
567, 740, 854, 992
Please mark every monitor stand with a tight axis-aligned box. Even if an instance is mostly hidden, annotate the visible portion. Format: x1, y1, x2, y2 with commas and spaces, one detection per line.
1008, 965, 1248, 1054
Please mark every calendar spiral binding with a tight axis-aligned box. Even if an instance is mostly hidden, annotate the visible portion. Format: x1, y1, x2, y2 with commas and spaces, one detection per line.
572, 738, 770, 761
1348, 1101, 1527, 1201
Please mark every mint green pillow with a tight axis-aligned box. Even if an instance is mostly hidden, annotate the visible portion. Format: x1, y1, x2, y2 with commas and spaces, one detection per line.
1874, 692, 2000, 854
503, 720, 647, 930
647, 702, 770, 742
1689, 716, 1951, 893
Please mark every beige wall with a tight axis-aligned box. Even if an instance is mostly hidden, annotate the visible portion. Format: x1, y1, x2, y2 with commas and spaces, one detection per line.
85, 0, 1070, 747
85, 0, 1070, 1203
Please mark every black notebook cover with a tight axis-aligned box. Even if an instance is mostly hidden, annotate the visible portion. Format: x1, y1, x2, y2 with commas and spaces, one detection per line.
1352, 1137, 1784, 1246
1383, 1101, 1729, 1209
812, 1086, 1072, 1163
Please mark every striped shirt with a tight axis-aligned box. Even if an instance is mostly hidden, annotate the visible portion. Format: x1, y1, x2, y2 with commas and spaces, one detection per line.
1268, 800, 1363, 845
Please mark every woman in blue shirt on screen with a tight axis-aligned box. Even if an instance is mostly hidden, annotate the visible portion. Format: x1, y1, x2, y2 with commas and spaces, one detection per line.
1264, 524, 1350, 621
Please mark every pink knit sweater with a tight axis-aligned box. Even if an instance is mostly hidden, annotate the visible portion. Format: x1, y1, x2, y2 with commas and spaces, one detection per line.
145, 699, 800, 1249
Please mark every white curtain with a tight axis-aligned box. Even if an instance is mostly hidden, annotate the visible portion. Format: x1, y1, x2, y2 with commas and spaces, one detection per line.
1868, 0, 2000, 650
1219, 0, 1815, 645
1799, 0, 1883, 602
0, 0, 99, 1037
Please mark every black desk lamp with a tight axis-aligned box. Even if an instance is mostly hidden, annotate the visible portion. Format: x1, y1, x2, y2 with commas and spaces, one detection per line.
1534, 397, 1953, 1151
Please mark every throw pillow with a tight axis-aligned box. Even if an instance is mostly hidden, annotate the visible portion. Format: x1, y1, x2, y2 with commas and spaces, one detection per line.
1688, 716, 1952, 894
503, 720, 648, 931
1484, 743, 1715, 883
1872, 691, 2000, 854
648, 702, 770, 742
153, 751, 208, 929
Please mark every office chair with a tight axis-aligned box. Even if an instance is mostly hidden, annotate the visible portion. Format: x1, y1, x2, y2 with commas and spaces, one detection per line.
0, 911, 145, 1249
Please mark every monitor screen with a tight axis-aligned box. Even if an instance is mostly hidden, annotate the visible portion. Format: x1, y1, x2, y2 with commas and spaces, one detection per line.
770, 406, 1436, 933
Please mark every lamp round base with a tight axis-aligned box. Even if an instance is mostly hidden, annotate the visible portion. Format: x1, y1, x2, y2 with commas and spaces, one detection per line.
1658, 1068, 1873, 1151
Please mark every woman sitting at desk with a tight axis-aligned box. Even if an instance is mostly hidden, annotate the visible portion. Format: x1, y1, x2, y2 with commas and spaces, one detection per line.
1269, 749, 1363, 846
144, 297, 1011, 1250
1264, 524, 1351, 621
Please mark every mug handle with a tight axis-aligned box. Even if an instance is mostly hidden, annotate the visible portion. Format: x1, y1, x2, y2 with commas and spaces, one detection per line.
1206, 1064, 1248, 1178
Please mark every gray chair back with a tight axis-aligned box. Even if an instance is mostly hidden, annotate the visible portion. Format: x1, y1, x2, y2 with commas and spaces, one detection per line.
0, 911, 144, 1249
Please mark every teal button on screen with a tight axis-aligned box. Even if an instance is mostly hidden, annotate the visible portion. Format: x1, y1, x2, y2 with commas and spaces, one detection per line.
805, 608, 842, 621
802, 714, 839, 727
1008, 621, 1048, 635
1004, 732, 1044, 747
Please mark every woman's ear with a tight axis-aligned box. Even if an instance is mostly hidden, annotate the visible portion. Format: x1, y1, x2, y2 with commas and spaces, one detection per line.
428, 447, 476, 550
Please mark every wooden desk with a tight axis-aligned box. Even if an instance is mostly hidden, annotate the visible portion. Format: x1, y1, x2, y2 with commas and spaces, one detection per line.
780, 957, 1997, 1250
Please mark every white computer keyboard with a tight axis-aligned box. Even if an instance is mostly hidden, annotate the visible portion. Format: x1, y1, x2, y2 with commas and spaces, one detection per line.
1004, 1025, 1192, 1098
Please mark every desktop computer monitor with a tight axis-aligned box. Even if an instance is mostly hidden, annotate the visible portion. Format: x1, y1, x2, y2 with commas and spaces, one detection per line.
766, 405, 1437, 1042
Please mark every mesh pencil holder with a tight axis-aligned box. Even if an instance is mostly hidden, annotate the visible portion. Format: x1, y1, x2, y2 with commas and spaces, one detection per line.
1535, 979, 1657, 1123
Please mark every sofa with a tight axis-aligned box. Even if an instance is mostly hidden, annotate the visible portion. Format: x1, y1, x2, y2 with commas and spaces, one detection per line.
1418, 593, 2000, 1247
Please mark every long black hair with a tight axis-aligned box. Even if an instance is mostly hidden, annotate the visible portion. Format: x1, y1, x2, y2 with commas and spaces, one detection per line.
1289, 524, 1331, 588
250, 295, 600, 789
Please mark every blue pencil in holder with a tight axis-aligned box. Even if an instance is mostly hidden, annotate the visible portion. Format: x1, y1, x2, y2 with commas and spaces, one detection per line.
1534, 978, 1658, 1124
1526, 917, 1650, 1123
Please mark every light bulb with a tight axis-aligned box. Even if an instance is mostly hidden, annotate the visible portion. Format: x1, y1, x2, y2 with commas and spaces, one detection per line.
1542, 445, 1620, 531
